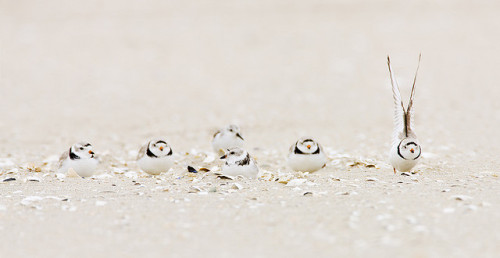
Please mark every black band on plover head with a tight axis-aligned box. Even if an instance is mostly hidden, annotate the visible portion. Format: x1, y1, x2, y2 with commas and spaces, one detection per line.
294, 144, 305, 154
146, 147, 158, 158
414, 148, 421, 160
397, 141, 407, 160
156, 140, 167, 145
69, 147, 80, 160
236, 153, 250, 166
294, 142, 319, 155
84, 143, 91, 147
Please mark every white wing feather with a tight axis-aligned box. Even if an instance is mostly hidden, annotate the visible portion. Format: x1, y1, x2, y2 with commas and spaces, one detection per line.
406, 54, 421, 138
387, 56, 406, 145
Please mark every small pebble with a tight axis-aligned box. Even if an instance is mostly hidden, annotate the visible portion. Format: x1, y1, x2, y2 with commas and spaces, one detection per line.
450, 195, 473, 201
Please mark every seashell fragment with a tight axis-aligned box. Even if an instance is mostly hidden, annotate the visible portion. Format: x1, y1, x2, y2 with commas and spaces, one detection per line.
232, 183, 243, 190
217, 175, 234, 180
26, 176, 41, 182
187, 166, 198, 173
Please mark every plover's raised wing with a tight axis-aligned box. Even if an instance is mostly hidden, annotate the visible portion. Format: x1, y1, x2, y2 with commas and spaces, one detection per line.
388, 56, 407, 144
137, 142, 149, 160
405, 54, 421, 139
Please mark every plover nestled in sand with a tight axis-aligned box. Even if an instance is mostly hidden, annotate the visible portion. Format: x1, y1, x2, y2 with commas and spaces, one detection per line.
220, 147, 259, 178
137, 139, 174, 175
387, 55, 422, 173
58, 142, 98, 178
287, 137, 327, 172
212, 124, 244, 155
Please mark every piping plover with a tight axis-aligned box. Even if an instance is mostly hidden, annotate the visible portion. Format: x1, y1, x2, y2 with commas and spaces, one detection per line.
287, 137, 327, 172
220, 147, 259, 178
137, 139, 174, 175
212, 124, 244, 155
387, 55, 422, 173
57, 142, 98, 177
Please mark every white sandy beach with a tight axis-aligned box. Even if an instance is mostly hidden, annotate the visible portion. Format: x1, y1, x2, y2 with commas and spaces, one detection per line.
1, 0, 500, 257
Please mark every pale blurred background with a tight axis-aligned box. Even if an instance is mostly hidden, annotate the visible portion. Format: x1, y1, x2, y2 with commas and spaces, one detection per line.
1, 0, 499, 165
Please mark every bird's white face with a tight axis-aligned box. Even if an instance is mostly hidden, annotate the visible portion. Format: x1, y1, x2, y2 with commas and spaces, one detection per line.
148, 140, 172, 157
220, 147, 247, 164
398, 138, 421, 160
71, 142, 95, 159
225, 125, 244, 140
295, 138, 320, 154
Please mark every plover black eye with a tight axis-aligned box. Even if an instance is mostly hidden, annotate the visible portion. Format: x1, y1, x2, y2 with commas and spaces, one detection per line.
79, 147, 84, 150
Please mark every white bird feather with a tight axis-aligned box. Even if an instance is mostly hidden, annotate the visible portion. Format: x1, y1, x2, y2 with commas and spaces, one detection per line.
387, 54, 421, 146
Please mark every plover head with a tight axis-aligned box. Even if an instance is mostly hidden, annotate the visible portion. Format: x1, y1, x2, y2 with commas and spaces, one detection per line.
220, 147, 250, 165
294, 137, 321, 155
224, 124, 244, 140
397, 138, 421, 160
147, 139, 173, 158
70, 142, 95, 159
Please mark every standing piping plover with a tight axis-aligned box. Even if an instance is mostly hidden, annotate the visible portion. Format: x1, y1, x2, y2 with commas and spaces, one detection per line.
137, 139, 174, 175
212, 124, 244, 155
387, 55, 422, 174
220, 147, 259, 178
287, 137, 327, 172
57, 142, 98, 177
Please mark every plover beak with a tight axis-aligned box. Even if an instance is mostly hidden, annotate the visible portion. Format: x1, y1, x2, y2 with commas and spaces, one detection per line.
307, 145, 311, 149
220, 155, 227, 159
89, 150, 94, 155
236, 133, 244, 140
160, 146, 164, 151
410, 148, 415, 153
